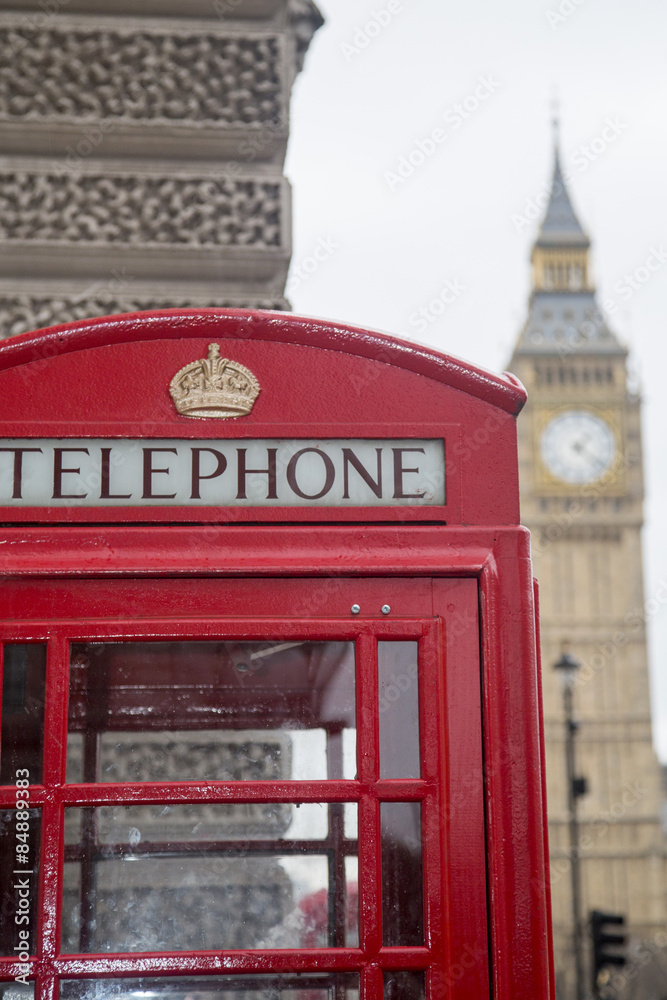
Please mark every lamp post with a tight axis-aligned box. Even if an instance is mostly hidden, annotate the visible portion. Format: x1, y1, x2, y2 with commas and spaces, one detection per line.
554, 649, 585, 1000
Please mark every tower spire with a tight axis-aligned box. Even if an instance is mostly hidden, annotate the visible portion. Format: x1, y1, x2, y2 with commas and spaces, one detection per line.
510, 118, 625, 359
537, 124, 589, 249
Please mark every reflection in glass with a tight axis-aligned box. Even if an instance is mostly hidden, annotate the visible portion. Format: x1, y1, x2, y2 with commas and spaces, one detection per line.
384, 971, 426, 1000
60, 975, 360, 1000
344, 856, 360, 948
378, 642, 420, 779
67, 641, 356, 783
0, 809, 40, 956
0, 984, 34, 1000
381, 802, 423, 947
62, 804, 358, 954
1, 644, 46, 785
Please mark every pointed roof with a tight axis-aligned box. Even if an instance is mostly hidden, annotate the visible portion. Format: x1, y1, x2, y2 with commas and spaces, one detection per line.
512, 290, 626, 357
536, 147, 590, 248
511, 124, 626, 359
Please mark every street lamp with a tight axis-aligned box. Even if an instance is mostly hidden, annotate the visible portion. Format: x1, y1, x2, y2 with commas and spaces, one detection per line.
554, 649, 586, 1000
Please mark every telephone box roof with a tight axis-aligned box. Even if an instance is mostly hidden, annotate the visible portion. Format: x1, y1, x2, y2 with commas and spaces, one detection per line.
0, 309, 526, 416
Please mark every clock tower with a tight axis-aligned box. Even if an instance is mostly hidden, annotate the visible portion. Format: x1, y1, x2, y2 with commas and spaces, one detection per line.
509, 143, 667, 999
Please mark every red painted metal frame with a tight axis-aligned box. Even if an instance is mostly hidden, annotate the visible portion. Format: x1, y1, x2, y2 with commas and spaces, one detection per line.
0, 309, 524, 527
0, 311, 552, 1000
0, 527, 551, 1000
0, 309, 525, 415
0, 604, 452, 998
0, 421, 455, 527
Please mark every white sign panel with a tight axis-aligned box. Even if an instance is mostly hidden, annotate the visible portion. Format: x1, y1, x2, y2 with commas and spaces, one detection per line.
0, 439, 445, 507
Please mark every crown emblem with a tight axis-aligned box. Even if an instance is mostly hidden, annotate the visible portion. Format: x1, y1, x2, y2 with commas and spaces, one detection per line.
169, 344, 260, 419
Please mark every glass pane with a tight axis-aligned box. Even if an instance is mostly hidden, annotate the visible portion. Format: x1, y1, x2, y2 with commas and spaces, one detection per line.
345, 855, 360, 948
60, 976, 359, 1000
0, 809, 40, 956
381, 802, 423, 946
384, 972, 425, 1000
65, 802, 330, 844
67, 641, 356, 782
0, 985, 34, 1000
378, 642, 420, 779
1, 645, 46, 785
63, 803, 358, 953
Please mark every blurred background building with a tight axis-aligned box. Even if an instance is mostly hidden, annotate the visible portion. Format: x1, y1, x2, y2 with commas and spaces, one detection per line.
509, 151, 667, 999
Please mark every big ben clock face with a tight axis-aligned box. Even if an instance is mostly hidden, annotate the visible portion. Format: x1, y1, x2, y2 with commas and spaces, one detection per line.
540, 410, 617, 486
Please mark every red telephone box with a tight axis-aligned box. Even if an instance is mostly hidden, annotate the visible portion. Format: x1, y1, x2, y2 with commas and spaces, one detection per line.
0, 310, 553, 1000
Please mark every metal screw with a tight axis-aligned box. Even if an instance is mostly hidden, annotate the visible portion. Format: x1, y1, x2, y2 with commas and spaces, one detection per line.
235, 662, 250, 672
381, 605, 391, 615
351, 604, 361, 615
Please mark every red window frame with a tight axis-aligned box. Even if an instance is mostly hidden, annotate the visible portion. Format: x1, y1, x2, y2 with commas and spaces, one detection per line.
0, 593, 474, 1000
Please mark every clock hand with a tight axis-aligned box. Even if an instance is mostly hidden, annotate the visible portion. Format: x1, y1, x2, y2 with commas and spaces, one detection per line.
571, 434, 597, 459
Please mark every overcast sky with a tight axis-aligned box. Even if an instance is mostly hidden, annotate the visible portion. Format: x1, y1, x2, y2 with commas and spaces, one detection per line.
284, 0, 667, 760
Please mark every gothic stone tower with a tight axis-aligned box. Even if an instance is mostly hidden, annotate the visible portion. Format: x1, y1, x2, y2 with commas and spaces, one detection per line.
509, 148, 667, 1000
0, 0, 322, 336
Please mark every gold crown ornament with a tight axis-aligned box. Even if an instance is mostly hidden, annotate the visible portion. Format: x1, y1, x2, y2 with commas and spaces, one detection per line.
169, 344, 260, 419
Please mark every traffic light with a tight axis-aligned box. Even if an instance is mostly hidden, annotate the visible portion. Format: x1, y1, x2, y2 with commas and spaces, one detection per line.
590, 910, 627, 996
572, 776, 588, 798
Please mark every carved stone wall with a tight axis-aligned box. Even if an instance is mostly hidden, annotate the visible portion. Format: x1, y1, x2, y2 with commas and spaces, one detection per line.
0, 28, 283, 126
0, 293, 288, 338
0, 172, 283, 247
0, 1, 323, 337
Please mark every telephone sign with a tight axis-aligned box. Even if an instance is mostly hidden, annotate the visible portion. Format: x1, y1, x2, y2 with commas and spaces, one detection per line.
0, 309, 553, 1000
0, 437, 445, 507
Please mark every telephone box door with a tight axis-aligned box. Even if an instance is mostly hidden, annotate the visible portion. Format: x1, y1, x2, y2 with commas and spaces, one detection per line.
0, 575, 487, 1000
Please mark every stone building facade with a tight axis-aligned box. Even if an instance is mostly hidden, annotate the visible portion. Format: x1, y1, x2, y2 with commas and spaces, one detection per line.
0, 0, 322, 336
509, 150, 667, 1000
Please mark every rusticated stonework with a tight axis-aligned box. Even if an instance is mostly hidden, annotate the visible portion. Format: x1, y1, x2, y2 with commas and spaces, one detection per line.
0, 1, 323, 331
99, 731, 290, 785
0, 172, 282, 247
0, 294, 287, 338
0, 28, 283, 126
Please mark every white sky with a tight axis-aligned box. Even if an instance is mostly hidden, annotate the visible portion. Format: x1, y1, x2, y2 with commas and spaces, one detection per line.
284, 0, 667, 761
